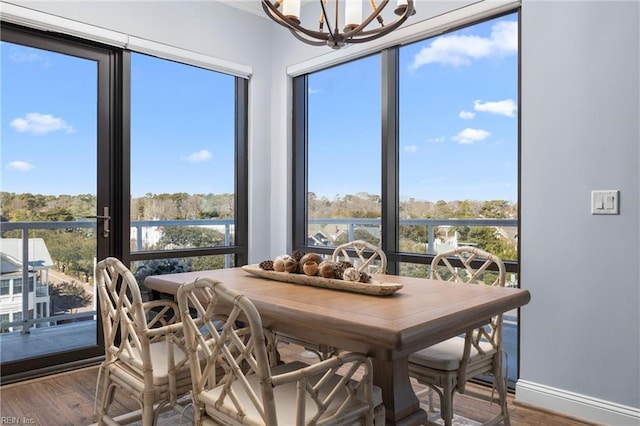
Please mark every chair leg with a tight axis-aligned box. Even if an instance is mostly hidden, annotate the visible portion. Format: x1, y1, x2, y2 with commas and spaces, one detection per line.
98, 376, 116, 425
142, 390, 156, 425
493, 355, 511, 426
434, 380, 456, 426
427, 388, 436, 412
373, 403, 386, 425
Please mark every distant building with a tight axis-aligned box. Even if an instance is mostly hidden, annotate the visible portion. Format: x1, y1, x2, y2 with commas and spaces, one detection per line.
0, 239, 53, 332
308, 230, 331, 246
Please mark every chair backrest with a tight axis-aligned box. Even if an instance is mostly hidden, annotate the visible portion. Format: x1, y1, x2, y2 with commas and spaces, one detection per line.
430, 246, 506, 351
331, 240, 387, 274
430, 246, 505, 287
96, 257, 180, 370
177, 277, 279, 425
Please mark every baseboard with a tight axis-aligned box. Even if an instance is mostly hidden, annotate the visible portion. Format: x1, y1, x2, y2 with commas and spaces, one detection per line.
515, 380, 640, 425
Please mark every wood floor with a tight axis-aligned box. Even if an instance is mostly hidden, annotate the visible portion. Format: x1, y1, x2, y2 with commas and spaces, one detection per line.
0, 345, 598, 426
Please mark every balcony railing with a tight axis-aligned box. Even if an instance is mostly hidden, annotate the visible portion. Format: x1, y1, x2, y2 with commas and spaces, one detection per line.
1, 217, 517, 336
1, 217, 519, 382
309, 217, 517, 254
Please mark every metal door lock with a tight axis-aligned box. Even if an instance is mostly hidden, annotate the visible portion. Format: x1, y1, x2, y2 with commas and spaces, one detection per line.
85, 206, 111, 237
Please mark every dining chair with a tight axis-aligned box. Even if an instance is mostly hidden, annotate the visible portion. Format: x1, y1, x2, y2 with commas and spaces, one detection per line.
331, 240, 387, 275
408, 246, 510, 426
177, 276, 385, 425
95, 257, 192, 425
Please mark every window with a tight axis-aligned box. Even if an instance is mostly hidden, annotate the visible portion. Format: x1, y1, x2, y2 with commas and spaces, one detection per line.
0, 314, 9, 332
0, 280, 9, 296
293, 11, 520, 385
12, 278, 22, 295
0, 21, 248, 381
305, 55, 382, 249
294, 13, 519, 267
129, 52, 248, 271
397, 13, 519, 270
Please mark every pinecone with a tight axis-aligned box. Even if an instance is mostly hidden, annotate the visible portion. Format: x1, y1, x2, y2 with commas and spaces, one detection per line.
333, 261, 353, 280
259, 260, 274, 271
359, 271, 370, 283
291, 250, 304, 262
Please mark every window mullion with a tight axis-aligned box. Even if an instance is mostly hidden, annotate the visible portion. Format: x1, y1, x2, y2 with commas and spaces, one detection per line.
381, 48, 400, 274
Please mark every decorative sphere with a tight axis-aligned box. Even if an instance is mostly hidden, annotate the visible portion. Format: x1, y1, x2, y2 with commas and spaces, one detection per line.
302, 261, 319, 276
318, 261, 335, 278
343, 267, 361, 282
284, 258, 299, 273
273, 258, 286, 272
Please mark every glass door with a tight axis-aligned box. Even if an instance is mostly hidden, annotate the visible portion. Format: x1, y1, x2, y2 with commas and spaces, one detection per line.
0, 25, 114, 381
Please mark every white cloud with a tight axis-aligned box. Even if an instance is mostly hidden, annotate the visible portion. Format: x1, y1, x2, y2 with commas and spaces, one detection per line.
474, 99, 517, 117
410, 20, 517, 69
428, 136, 446, 143
459, 110, 475, 120
10, 50, 44, 64
7, 161, 35, 172
183, 150, 213, 163
308, 87, 320, 94
10, 113, 74, 135
453, 128, 490, 144
404, 145, 418, 153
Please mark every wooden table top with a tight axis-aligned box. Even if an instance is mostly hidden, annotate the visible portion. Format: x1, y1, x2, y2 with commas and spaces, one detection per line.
145, 267, 531, 360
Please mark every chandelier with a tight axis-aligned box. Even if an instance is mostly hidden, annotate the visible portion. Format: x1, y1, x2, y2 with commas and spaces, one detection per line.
261, 0, 416, 49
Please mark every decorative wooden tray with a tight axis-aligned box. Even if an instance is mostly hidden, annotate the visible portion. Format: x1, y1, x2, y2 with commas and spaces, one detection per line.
241, 264, 402, 296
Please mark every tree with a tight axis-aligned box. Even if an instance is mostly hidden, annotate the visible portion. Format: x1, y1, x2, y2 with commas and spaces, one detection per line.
155, 226, 225, 250
353, 228, 379, 245
50, 281, 92, 314
191, 255, 225, 271
35, 207, 74, 222
133, 258, 193, 289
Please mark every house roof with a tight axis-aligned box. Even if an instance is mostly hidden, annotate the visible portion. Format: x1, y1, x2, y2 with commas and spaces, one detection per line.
0, 239, 54, 273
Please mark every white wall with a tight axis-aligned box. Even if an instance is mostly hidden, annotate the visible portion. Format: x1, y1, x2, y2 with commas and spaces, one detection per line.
3, 0, 639, 423
517, 1, 640, 423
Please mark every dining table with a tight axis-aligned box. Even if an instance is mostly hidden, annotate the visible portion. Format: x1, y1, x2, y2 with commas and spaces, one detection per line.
145, 266, 530, 426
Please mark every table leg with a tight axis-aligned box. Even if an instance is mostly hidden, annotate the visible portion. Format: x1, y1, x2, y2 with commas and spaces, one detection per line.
372, 356, 427, 426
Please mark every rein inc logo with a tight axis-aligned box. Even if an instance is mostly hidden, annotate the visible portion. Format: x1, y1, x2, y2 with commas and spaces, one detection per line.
0, 418, 35, 424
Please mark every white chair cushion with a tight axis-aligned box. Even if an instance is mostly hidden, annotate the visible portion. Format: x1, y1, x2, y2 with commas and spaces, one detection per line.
201, 361, 383, 425
408, 336, 495, 371
117, 340, 189, 385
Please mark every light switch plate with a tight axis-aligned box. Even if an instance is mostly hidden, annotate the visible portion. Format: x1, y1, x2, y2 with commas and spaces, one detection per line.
591, 190, 620, 215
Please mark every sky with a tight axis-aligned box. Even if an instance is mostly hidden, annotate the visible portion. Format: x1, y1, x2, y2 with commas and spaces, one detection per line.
308, 13, 518, 202
1, 12, 517, 203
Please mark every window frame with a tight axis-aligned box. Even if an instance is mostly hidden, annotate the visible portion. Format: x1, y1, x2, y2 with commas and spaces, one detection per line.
125, 54, 249, 268
291, 10, 521, 386
0, 20, 249, 383
291, 11, 520, 276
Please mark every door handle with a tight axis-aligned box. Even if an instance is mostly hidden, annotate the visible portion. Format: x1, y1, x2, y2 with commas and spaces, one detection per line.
85, 206, 110, 238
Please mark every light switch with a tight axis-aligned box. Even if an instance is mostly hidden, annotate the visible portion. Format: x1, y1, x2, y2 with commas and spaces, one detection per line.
591, 190, 620, 215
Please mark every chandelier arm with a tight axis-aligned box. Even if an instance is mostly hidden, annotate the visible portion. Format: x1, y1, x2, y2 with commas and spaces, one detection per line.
262, 0, 415, 49
288, 28, 330, 47
344, 2, 413, 41
369, 0, 384, 26
344, 14, 410, 41
262, 1, 332, 42
343, 0, 415, 39
319, 0, 326, 31
341, 0, 390, 38
334, 0, 339, 37
319, 0, 338, 45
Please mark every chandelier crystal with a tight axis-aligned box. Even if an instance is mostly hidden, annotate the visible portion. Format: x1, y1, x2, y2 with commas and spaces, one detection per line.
262, 0, 416, 49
